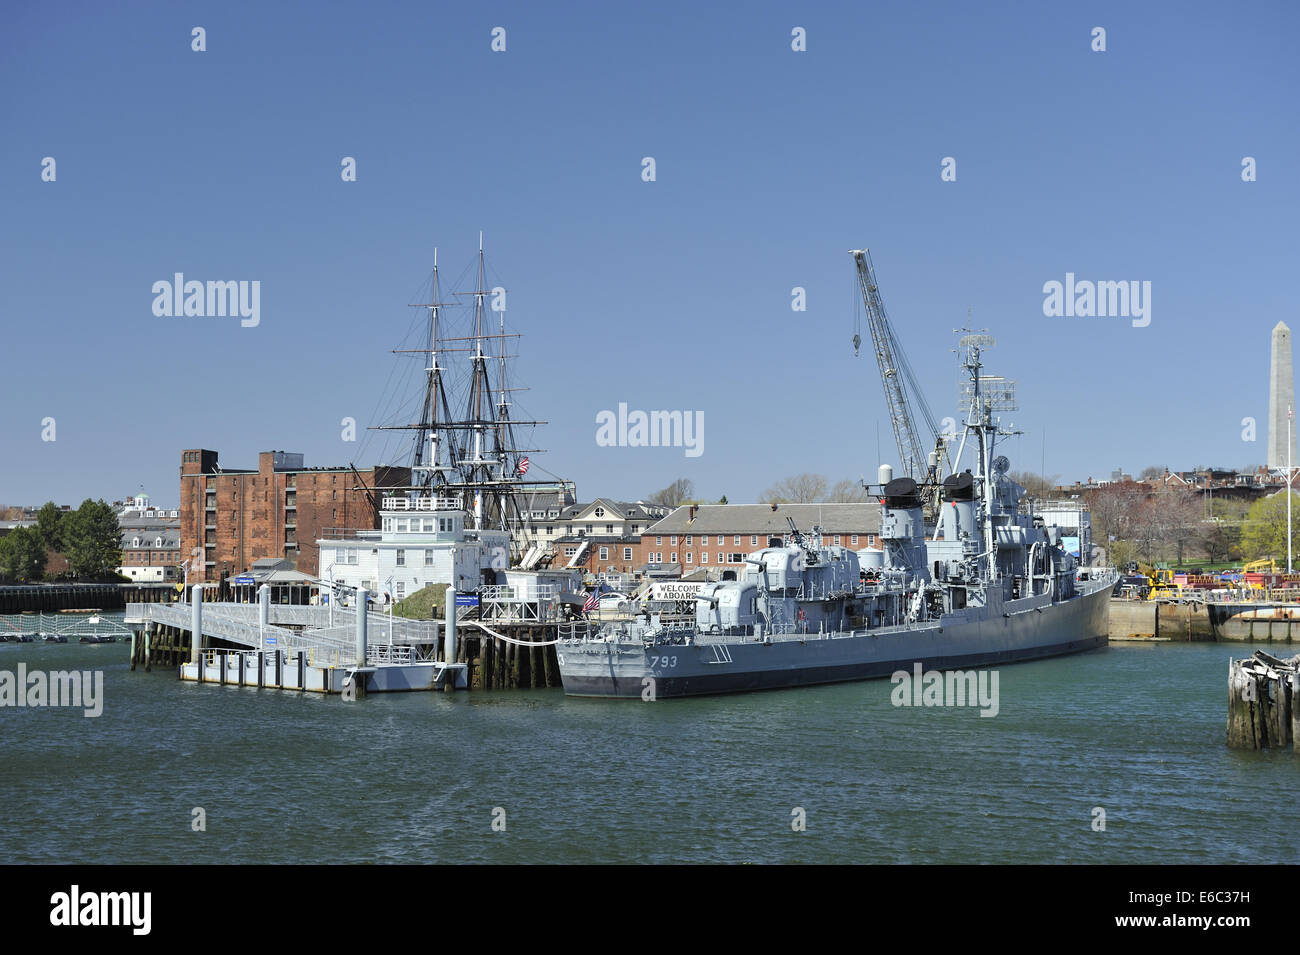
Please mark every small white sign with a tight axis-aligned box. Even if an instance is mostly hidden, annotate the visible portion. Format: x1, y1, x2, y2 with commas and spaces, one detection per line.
651, 582, 704, 602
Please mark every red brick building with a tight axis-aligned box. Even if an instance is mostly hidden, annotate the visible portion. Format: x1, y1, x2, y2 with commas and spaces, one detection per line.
638, 503, 882, 574
180, 449, 410, 583
555, 502, 884, 577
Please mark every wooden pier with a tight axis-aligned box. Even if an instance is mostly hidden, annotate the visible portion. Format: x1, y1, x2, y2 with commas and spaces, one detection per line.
0, 582, 178, 613
455, 623, 563, 690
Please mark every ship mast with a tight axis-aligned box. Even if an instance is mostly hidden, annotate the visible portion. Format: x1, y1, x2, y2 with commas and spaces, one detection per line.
957, 333, 1017, 582
367, 236, 575, 559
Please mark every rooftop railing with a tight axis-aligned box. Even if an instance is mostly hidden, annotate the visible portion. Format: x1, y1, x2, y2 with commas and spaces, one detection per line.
381, 495, 462, 512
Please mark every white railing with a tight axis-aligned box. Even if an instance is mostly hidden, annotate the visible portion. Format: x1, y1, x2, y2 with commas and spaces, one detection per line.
367, 645, 415, 665
128, 603, 353, 654
381, 495, 461, 512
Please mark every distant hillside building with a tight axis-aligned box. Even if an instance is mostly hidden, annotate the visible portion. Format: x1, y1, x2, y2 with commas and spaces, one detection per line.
118, 502, 181, 582
534, 498, 672, 573
179, 449, 410, 583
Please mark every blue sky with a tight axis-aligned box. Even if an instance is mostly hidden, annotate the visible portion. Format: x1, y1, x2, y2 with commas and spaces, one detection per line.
2, 0, 1297, 507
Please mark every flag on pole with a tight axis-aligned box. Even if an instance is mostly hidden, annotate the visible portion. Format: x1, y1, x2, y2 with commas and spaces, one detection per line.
582, 589, 600, 613
517, 457, 530, 476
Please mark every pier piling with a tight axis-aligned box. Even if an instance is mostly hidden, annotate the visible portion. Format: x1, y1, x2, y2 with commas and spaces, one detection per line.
1227, 651, 1300, 750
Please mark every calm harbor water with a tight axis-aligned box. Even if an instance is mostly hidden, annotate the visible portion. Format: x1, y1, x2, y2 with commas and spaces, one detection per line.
2, 616, 1298, 864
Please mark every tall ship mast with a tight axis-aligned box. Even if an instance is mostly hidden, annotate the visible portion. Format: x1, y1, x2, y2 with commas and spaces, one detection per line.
365, 236, 574, 561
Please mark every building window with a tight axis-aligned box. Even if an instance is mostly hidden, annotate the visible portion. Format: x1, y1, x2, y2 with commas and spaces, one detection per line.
425, 549, 434, 566
564, 546, 577, 557
751, 535, 758, 546
395, 581, 405, 598
594, 507, 605, 518
599, 547, 609, 561
623, 547, 632, 560
701, 552, 709, 564
670, 552, 677, 563
851, 535, 859, 546
671, 536, 677, 546
868, 534, 876, 546
686, 553, 693, 564
656, 536, 662, 546
729, 553, 743, 563
396, 549, 405, 566
734, 535, 740, 545
834, 536, 841, 545
685, 535, 692, 545
605, 524, 614, 534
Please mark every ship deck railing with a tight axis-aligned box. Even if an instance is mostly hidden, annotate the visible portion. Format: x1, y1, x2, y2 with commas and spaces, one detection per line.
559, 617, 942, 645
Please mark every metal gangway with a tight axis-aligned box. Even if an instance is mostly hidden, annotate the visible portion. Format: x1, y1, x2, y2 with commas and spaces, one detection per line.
125, 601, 440, 658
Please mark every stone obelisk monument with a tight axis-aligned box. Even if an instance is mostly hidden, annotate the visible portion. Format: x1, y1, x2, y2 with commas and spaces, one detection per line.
1268, 321, 1297, 469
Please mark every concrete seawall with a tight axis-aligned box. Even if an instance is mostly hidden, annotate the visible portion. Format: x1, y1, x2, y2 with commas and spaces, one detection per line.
1108, 599, 1214, 641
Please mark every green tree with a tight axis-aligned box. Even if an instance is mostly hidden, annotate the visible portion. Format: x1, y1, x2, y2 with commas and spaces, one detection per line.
64, 499, 122, 578
35, 501, 65, 552
1241, 492, 1300, 563
0, 526, 48, 582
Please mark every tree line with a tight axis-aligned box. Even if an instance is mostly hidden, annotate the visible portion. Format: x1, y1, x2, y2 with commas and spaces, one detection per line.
0, 500, 123, 583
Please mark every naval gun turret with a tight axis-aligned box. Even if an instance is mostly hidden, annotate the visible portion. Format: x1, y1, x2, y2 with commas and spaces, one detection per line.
878, 468, 930, 585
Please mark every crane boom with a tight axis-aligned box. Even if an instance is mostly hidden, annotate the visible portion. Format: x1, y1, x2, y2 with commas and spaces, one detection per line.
850, 248, 939, 482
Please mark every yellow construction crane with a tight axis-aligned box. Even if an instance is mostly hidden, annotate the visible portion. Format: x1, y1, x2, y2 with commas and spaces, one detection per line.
1243, 558, 1278, 574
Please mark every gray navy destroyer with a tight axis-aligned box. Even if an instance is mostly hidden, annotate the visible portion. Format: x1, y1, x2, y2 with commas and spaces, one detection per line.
555, 335, 1115, 698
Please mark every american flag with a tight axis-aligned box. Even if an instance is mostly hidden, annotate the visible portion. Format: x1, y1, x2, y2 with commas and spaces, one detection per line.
582, 589, 600, 612
517, 456, 530, 476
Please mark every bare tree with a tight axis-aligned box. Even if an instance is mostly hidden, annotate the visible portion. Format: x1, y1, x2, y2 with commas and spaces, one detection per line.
826, 479, 871, 503
1008, 472, 1060, 500
646, 478, 695, 508
1086, 483, 1145, 545
1158, 487, 1204, 564
1138, 465, 1164, 482
762, 473, 828, 504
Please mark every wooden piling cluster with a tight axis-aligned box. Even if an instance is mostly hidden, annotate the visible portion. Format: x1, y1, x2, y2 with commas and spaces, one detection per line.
129, 622, 193, 672
451, 625, 562, 690
1227, 650, 1300, 750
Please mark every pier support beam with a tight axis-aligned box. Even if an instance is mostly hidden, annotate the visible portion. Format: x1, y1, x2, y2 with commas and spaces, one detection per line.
190, 586, 203, 679
444, 586, 459, 692
258, 584, 270, 649
355, 588, 369, 668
